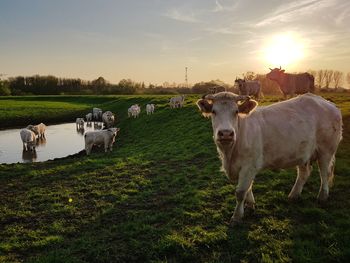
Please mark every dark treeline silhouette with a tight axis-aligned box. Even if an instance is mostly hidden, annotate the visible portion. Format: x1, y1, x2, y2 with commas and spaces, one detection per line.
0, 70, 349, 96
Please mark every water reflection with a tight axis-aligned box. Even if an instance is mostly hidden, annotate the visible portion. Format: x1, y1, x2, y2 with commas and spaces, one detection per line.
94, 122, 103, 130
22, 149, 37, 163
36, 137, 47, 147
0, 122, 104, 164
76, 127, 85, 136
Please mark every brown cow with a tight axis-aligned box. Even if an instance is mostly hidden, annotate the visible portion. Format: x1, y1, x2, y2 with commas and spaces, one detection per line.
266, 67, 315, 99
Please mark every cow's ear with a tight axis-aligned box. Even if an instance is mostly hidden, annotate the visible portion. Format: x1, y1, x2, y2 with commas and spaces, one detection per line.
238, 99, 258, 114
196, 99, 213, 117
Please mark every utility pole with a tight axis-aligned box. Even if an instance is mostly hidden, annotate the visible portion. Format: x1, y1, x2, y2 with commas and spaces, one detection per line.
185, 67, 188, 88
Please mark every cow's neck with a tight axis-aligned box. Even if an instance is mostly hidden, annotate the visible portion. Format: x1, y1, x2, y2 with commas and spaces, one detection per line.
216, 117, 245, 181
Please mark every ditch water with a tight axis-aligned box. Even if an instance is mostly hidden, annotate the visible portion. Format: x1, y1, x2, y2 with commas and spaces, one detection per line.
0, 122, 103, 164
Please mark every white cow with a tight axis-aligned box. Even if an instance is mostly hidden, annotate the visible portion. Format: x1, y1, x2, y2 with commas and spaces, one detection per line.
76, 118, 85, 129
86, 113, 93, 124
20, 128, 36, 151
146, 104, 155, 115
27, 123, 46, 138
93, 107, 103, 122
170, 95, 185, 108
197, 92, 342, 224
128, 104, 141, 118
234, 78, 263, 100
84, 128, 120, 155
102, 111, 115, 128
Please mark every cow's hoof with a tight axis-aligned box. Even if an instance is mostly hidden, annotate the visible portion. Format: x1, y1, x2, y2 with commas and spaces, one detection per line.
288, 194, 301, 202
317, 189, 328, 203
245, 202, 255, 209
229, 216, 243, 226
244, 202, 255, 216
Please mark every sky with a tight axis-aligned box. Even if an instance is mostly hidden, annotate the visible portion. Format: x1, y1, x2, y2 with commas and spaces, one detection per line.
0, 0, 350, 85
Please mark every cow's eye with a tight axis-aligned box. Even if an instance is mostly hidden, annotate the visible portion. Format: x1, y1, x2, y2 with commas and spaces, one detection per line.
235, 110, 238, 114
212, 110, 216, 115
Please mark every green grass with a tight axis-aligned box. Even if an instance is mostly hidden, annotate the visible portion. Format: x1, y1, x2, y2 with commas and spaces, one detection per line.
0, 93, 349, 262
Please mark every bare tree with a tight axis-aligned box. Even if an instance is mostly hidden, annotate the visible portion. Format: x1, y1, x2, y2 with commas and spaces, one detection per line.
242, 71, 256, 80
324, 70, 334, 88
347, 72, 350, 87
333, 71, 343, 89
316, 70, 326, 88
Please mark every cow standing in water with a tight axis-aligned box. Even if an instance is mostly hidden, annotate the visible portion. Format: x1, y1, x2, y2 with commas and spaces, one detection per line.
266, 67, 315, 99
197, 92, 342, 224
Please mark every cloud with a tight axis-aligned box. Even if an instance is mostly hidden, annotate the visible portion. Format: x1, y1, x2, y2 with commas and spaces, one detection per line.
213, 0, 224, 12
163, 8, 200, 23
205, 26, 252, 36
254, 0, 336, 27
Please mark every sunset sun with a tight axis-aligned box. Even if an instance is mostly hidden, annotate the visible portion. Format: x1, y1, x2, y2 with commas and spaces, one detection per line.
264, 33, 305, 67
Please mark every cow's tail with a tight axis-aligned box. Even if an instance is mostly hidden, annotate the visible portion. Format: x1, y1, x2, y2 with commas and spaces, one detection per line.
328, 154, 336, 187
308, 74, 315, 93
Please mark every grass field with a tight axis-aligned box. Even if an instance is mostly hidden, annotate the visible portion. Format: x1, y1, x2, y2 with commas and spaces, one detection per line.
0, 94, 349, 262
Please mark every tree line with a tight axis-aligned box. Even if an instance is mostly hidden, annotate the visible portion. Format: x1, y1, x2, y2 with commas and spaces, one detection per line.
1, 70, 349, 96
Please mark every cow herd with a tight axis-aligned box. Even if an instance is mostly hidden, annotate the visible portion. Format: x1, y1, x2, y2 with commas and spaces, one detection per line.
75, 98, 179, 155
17, 72, 343, 224
20, 123, 47, 152
235, 67, 315, 100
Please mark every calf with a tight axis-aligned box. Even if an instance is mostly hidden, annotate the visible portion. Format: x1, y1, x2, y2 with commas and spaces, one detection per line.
102, 111, 115, 128
84, 128, 120, 155
76, 118, 85, 129
27, 123, 46, 138
146, 104, 155, 115
20, 128, 36, 151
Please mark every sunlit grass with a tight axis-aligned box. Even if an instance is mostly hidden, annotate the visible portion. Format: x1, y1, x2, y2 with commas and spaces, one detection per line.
0, 93, 349, 262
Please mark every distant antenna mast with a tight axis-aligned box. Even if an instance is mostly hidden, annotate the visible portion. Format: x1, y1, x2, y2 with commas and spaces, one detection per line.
185, 67, 188, 88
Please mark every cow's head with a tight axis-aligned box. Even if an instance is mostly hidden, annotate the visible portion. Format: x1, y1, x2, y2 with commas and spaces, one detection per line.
197, 92, 258, 147
27, 125, 39, 135
107, 127, 120, 136
266, 66, 285, 81
27, 140, 36, 151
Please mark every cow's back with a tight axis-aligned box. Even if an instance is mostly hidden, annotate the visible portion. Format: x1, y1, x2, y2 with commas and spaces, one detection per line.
240, 93, 342, 169
285, 73, 314, 94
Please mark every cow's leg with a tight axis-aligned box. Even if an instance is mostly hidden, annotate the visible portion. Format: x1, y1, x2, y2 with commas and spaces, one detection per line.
230, 169, 256, 224
317, 153, 334, 202
85, 144, 92, 155
104, 140, 109, 152
288, 162, 311, 200
245, 182, 255, 209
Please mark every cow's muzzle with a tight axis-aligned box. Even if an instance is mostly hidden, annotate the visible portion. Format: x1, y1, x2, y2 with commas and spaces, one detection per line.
217, 129, 235, 144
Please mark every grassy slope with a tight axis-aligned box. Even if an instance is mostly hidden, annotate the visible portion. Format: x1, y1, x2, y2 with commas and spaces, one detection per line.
0, 94, 349, 262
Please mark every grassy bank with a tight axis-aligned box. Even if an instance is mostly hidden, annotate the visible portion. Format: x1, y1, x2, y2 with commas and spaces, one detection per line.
0, 94, 349, 262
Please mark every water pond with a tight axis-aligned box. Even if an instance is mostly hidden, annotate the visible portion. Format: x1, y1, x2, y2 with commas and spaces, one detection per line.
0, 122, 103, 164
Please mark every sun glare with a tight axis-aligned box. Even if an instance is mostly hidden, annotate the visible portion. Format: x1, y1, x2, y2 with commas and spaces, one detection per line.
263, 33, 305, 68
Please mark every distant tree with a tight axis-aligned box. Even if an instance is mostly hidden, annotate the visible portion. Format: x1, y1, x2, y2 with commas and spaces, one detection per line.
346, 72, 350, 87
118, 79, 136, 94
241, 71, 257, 81
316, 70, 326, 88
324, 70, 334, 88
0, 79, 11, 96
333, 71, 343, 89
192, 80, 229, 94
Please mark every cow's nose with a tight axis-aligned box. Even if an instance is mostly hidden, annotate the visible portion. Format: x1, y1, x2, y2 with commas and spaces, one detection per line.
217, 130, 234, 140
